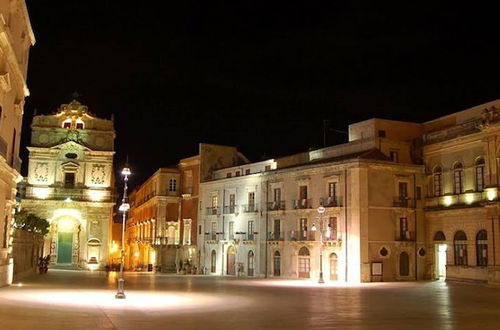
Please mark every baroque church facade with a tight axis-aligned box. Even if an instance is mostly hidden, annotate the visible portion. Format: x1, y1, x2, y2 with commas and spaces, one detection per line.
20, 100, 115, 270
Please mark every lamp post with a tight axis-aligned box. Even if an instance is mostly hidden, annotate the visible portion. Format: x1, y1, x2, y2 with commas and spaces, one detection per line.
115, 165, 131, 299
312, 205, 326, 284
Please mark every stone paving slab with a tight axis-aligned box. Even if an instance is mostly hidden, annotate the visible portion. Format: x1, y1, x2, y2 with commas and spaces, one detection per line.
0, 270, 499, 329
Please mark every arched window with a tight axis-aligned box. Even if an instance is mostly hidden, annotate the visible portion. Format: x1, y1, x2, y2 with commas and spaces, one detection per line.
62, 119, 72, 129
298, 247, 310, 278
476, 230, 488, 266
169, 179, 177, 192
454, 231, 468, 266
453, 163, 464, 194
248, 251, 255, 276
475, 158, 485, 192
75, 119, 85, 129
399, 252, 409, 276
433, 166, 442, 197
210, 250, 216, 273
433, 231, 446, 241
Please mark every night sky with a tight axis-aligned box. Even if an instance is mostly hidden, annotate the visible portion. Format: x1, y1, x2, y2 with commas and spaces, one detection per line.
23, 1, 500, 188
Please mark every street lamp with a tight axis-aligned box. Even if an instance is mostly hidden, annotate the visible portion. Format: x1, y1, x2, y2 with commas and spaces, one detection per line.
115, 165, 131, 299
312, 205, 326, 284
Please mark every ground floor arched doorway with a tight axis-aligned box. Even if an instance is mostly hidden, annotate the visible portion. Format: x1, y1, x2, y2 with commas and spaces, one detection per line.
273, 251, 281, 276
227, 246, 236, 275
298, 247, 310, 278
53, 217, 79, 265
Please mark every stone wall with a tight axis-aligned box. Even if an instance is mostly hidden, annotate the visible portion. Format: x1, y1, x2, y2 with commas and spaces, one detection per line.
11, 229, 45, 280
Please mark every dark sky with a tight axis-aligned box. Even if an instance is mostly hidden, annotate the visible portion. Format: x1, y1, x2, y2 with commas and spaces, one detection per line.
23, 1, 500, 188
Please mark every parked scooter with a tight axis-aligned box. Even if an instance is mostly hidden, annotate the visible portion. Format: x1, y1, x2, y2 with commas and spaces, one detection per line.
38, 255, 50, 274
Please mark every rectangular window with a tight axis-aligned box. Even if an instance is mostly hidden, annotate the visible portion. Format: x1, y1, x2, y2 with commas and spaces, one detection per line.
248, 221, 254, 240
226, 172, 232, 178
399, 217, 408, 240
235, 171, 240, 177
64, 172, 75, 188
273, 219, 281, 240
229, 221, 234, 240
378, 130, 386, 137
248, 192, 255, 206
211, 195, 218, 208
398, 182, 408, 207
245, 169, 250, 175
229, 194, 235, 213
416, 186, 422, 200
327, 217, 337, 240
327, 182, 337, 206
300, 218, 308, 240
390, 151, 399, 163
265, 165, 271, 171
211, 222, 217, 240
198, 225, 202, 235
274, 188, 281, 202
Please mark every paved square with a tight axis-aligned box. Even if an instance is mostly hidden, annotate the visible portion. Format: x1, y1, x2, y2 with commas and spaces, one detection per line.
1, 270, 499, 329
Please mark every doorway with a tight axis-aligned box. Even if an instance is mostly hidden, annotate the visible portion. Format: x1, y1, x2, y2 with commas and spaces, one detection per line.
298, 247, 310, 278
227, 246, 236, 275
273, 251, 281, 276
436, 244, 447, 280
329, 253, 338, 281
57, 232, 73, 264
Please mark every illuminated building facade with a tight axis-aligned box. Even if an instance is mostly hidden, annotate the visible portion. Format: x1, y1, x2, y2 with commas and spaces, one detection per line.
125, 167, 181, 272
0, 0, 34, 286
125, 144, 247, 272
423, 100, 500, 284
20, 100, 115, 270
199, 135, 426, 282
198, 99, 500, 284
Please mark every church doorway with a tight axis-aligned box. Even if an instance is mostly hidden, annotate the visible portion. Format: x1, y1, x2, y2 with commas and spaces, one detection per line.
57, 232, 73, 264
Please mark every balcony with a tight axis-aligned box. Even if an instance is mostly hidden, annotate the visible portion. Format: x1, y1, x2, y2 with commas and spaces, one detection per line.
293, 199, 312, 209
205, 207, 220, 216
223, 205, 238, 214
425, 190, 492, 210
235, 232, 256, 241
396, 231, 415, 241
268, 231, 284, 241
267, 200, 285, 211
393, 197, 415, 208
204, 233, 220, 242
290, 230, 316, 241
320, 196, 342, 207
242, 204, 258, 213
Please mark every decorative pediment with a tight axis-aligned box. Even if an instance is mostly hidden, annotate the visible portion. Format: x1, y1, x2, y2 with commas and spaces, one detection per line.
61, 161, 80, 172
50, 141, 92, 152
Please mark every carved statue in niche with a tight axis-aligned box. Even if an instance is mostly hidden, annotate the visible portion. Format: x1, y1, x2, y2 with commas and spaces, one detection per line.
91, 165, 106, 185
478, 106, 499, 130
34, 162, 49, 182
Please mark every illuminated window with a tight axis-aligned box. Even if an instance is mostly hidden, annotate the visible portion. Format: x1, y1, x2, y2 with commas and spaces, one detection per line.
476, 230, 488, 266
169, 179, 177, 192
75, 119, 84, 129
62, 119, 71, 129
433, 166, 442, 197
475, 158, 485, 192
390, 150, 399, 163
454, 231, 468, 266
453, 163, 464, 194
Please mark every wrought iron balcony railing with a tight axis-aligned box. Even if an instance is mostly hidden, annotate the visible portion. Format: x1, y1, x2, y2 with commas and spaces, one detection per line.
320, 196, 343, 207
293, 199, 312, 209
242, 204, 258, 213
290, 230, 316, 241
267, 200, 285, 211
268, 231, 284, 241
